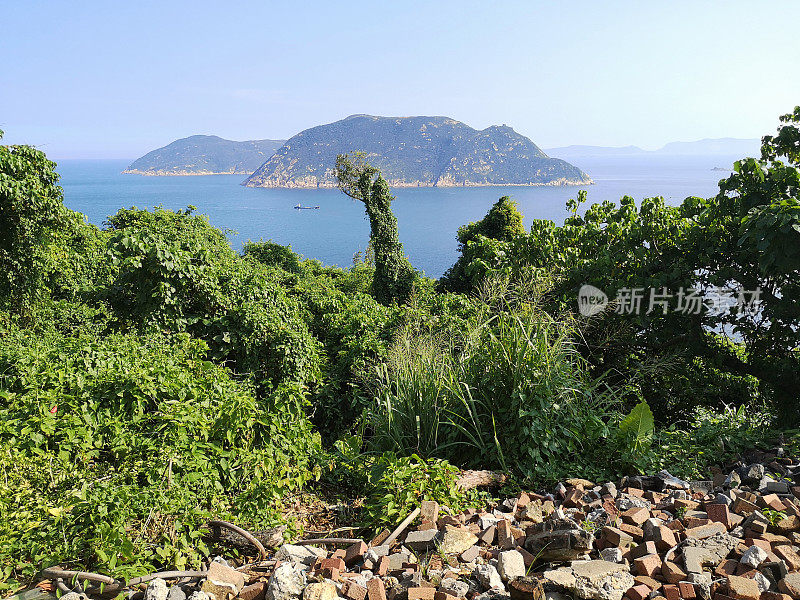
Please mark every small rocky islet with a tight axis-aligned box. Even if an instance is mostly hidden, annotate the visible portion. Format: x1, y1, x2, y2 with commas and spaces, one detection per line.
123, 115, 592, 188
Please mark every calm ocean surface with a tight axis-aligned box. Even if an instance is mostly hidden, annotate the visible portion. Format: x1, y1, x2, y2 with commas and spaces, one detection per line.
57, 154, 742, 278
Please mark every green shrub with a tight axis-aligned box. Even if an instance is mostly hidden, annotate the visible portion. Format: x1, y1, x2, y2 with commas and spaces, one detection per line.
0, 132, 73, 315
0, 326, 320, 584
440, 196, 526, 292
244, 240, 304, 274
326, 444, 483, 532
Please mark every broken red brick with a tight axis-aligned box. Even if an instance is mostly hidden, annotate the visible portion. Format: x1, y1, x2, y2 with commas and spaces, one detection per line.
345, 541, 368, 565
653, 525, 678, 552
760, 494, 786, 511
662, 584, 680, 600
661, 561, 687, 584
619, 522, 645, 542
459, 545, 480, 563
367, 578, 387, 600
375, 556, 389, 576
477, 524, 496, 545
625, 584, 651, 600
602, 526, 634, 547
714, 559, 738, 577
370, 529, 390, 547
623, 507, 651, 526
759, 593, 792, 600
630, 541, 657, 560
705, 503, 732, 529
774, 544, 800, 570
407, 588, 436, 600
633, 553, 661, 578
320, 557, 345, 571
496, 519, 514, 549
239, 582, 267, 600
421, 500, 440, 523
677, 581, 696, 599
344, 583, 368, 600
726, 575, 759, 600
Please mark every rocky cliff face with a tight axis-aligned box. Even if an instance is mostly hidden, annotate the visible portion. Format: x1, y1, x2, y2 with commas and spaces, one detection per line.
242, 115, 591, 188
123, 135, 286, 176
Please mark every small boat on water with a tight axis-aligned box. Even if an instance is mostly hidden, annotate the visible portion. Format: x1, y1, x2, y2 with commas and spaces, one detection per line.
294, 203, 320, 210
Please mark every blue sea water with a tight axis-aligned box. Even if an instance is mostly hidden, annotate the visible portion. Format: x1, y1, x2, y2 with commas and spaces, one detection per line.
57, 154, 743, 279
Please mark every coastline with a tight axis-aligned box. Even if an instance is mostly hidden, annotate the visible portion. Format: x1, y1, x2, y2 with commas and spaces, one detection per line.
240, 177, 594, 189
122, 169, 255, 176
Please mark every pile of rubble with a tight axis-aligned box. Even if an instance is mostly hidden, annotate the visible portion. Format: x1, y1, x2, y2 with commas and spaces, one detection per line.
43, 456, 800, 600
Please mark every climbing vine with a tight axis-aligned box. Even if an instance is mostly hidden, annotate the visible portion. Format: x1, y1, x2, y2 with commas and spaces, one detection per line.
335, 152, 416, 304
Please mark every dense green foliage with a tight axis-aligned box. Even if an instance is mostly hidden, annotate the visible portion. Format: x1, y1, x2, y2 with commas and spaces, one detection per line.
445, 108, 800, 425
0, 110, 796, 587
0, 324, 319, 582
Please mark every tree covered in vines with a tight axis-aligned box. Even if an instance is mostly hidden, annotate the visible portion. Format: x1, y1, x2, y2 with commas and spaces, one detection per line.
335, 152, 416, 304
0, 130, 70, 315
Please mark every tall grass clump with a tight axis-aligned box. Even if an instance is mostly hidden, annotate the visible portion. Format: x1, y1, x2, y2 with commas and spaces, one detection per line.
369, 276, 625, 483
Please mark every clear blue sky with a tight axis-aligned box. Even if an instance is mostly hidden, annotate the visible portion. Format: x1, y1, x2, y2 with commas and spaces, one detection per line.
1, 0, 798, 159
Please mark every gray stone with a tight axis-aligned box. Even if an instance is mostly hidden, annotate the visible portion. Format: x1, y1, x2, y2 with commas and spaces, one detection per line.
302, 583, 336, 600
367, 544, 390, 559
723, 471, 741, 488
473, 564, 504, 591
684, 547, 712, 574
405, 529, 440, 551
439, 579, 470, 598
682, 532, 739, 570
188, 593, 211, 600
275, 544, 326, 566
479, 514, 499, 530
686, 572, 711, 599
615, 494, 651, 511
600, 483, 617, 498
524, 518, 594, 562
497, 550, 526, 582
599, 548, 623, 564
400, 571, 422, 586
167, 587, 186, 600
688, 480, 713, 495
656, 470, 690, 490
741, 544, 768, 568
765, 480, 790, 494
753, 572, 771, 593
742, 463, 765, 484
388, 551, 411, 571
145, 579, 169, 600
60, 594, 87, 600
542, 561, 634, 600
266, 563, 307, 600
473, 591, 510, 600
440, 527, 479, 555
